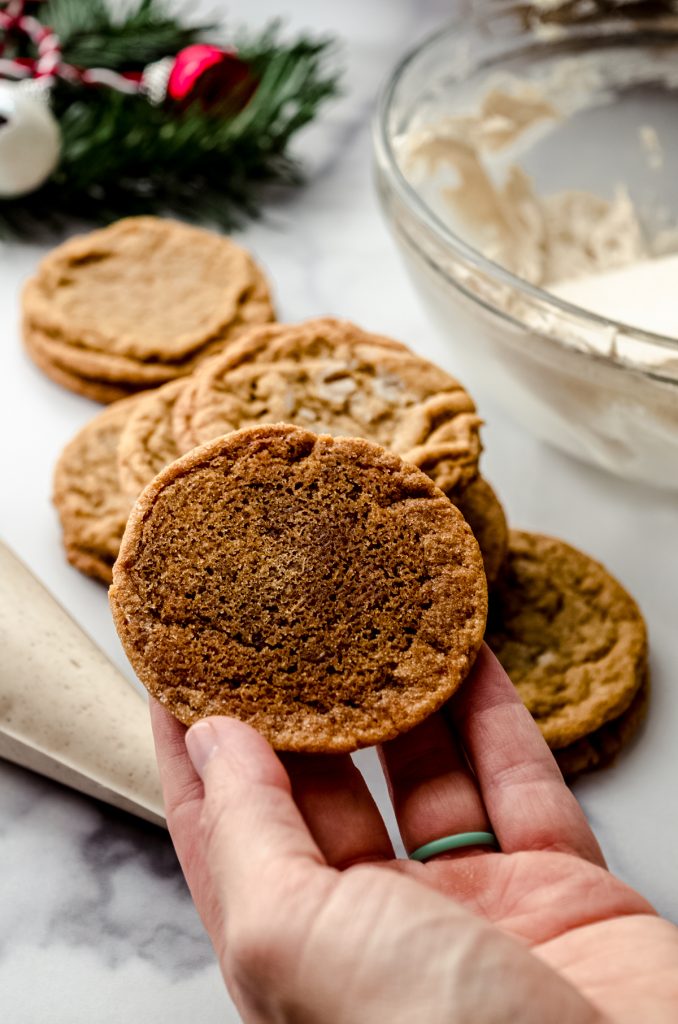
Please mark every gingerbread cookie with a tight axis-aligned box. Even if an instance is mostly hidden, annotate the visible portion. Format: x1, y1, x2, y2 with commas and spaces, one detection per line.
453, 477, 508, 588
24, 313, 183, 386
23, 217, 275, 400
119, 405, 506, 592
555, 673, 649, 780
111, 424, 488, 752
174, 318, 483, 496
24, 269, 272, 387
25, 329, 139, 404
53, 395, 144, 582
486, 530, 647, 748
117, 379, 188, 497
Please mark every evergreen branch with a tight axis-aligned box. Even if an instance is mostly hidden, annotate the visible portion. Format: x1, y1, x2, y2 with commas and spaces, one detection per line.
48, 0, 213, 70
0, 8, 341, 238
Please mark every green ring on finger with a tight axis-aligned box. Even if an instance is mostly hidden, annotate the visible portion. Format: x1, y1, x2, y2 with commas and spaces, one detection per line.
409, 831, 499, 862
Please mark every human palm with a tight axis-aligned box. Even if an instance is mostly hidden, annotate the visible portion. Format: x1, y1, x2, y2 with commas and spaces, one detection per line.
422, 851, 678, 1020
152, 647, 678, 1023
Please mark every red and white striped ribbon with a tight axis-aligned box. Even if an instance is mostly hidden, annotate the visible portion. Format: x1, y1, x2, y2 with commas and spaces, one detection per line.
0, 0, 144, 92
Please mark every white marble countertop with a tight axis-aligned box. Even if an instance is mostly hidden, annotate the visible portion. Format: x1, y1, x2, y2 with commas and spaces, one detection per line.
1, 1, 677, 1020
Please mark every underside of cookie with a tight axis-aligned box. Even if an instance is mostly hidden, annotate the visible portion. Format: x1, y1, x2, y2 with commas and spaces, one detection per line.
486, 530, 648, 748
111, 424, 488, 752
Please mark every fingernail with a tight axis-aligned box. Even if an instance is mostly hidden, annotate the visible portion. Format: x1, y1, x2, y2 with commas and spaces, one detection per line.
186, 720, 220, 779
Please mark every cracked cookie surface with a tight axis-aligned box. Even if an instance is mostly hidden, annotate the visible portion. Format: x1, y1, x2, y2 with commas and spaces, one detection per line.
486, 530, 647, 748
174, 318, 483, 496
117, 379, 188, 497
22, 217, 275, 399
111, 424, 487, 752
54, 395, 143, 583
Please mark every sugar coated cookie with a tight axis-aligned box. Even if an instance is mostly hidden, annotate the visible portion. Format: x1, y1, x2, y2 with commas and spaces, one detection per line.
54, 395, 144, 582
486, 530, 647, 748
175, 317, 483, 496
111, 424, 488, 751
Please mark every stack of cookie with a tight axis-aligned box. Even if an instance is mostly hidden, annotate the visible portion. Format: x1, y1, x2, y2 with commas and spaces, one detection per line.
23, 217, 275, 403
40, 217, 647, 777
54, 317, 506, 587
486, 531, 648, 779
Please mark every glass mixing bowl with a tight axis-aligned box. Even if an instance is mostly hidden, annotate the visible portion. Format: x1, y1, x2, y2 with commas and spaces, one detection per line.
374, 3, 678, 490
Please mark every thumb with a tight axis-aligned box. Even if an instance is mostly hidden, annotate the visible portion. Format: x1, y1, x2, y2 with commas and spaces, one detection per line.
185, 716, 326, 918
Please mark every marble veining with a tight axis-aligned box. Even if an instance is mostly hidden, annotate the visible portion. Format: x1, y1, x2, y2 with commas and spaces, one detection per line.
1, 1, 678, 1021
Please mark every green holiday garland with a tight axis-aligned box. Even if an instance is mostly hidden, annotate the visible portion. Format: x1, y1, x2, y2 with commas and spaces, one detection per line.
0, 0, 340, 236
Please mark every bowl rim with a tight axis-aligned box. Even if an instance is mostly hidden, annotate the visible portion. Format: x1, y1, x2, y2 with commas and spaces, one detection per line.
373, 14, 678, 357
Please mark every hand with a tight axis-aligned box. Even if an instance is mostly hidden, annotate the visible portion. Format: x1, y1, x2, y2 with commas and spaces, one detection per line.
151, 647, 678, 1023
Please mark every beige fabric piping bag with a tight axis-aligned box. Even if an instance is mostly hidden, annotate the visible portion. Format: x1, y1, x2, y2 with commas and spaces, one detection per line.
0, 540, 165, 827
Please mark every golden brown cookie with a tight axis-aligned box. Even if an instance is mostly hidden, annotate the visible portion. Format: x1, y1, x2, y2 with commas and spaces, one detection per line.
24, 313, 183, 386
23, 217, 276, 400
110, 424, 488, 752
486, 530, 647, 748
453, 477, 508, 588
54, 395, 144, 582
24, 217, 275, 360
24, 329, 139, 405
23, 264, 273, 388
174, 318, 483, 496
555, 673, 649, 781
117, 379, 189, 497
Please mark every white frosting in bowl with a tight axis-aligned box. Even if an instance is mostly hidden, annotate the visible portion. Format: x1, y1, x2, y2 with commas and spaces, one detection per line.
550, 253, 678, 340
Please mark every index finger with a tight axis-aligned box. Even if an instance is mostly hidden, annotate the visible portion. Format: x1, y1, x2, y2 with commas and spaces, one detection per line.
450, 646, 605, 867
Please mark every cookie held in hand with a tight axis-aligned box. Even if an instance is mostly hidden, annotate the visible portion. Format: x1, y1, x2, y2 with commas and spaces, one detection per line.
110, 424, 488, 752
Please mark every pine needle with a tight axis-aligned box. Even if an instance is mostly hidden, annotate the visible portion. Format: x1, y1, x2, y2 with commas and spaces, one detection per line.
0, 1, 340, 238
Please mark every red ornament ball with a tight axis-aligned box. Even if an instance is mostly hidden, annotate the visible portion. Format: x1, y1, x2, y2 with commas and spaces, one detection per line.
166, 44, 257, 113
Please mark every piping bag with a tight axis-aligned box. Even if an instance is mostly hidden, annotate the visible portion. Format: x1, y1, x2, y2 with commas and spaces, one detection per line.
0, 540, 165, 827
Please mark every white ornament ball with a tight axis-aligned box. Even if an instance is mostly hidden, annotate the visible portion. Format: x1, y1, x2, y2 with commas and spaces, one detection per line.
0, 81, 61, 198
